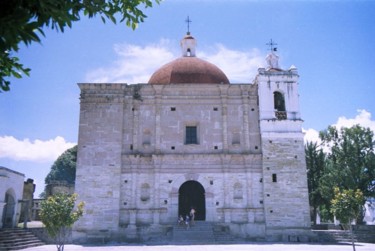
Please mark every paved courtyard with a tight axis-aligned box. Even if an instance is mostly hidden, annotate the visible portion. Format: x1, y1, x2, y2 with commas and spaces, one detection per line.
22, 243, 375, 251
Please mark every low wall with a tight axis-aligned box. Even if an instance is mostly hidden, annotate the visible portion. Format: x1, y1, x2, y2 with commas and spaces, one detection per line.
29, 227, 73, 244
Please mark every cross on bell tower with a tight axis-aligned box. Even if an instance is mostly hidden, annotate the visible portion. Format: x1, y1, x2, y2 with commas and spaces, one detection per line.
265, 39, 279, 69
266, 39, 278, 52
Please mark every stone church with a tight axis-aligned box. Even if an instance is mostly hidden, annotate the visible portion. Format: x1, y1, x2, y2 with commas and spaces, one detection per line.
73, 31, 311, 242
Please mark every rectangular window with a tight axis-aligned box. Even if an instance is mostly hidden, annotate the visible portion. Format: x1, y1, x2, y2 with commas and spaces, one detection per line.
185, 126, 198, 144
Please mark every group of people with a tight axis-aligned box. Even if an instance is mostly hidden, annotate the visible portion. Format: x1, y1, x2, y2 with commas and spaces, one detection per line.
178, 208, 196, 229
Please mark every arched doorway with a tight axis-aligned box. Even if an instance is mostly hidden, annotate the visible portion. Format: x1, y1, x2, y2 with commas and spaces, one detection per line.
178, 180, 206, 221
2, 190, 16, 228
273, 91, 286, 112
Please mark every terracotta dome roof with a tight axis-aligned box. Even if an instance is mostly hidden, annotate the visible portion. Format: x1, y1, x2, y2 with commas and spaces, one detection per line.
148, 57, 230, 85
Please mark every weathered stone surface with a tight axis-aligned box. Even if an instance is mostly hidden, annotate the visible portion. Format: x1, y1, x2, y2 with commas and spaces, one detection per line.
73, 66, 311, 243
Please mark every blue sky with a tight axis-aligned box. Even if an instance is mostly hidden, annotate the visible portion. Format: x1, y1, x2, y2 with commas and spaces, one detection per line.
1, 0, 374, 197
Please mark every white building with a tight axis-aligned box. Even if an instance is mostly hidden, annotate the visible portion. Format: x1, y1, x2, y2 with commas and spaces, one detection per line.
73, 32, 311, 242
0, 166, 25, 228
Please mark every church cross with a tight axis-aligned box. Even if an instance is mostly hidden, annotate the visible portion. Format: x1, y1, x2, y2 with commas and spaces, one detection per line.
185, 16, 192, 34
266, 39, 278, 52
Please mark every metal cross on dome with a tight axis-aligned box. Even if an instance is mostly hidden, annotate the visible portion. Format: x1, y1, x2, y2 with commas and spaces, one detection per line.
266, 39, 278, 52
185, 16, 192, 34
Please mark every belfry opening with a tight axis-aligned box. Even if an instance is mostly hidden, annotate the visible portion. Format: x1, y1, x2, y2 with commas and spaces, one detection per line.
178, 181, 206, 221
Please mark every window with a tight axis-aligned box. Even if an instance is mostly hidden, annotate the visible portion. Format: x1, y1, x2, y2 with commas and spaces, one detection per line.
274, 91, 287, 120
274, 91, 285, 111
185, 126, 198, 144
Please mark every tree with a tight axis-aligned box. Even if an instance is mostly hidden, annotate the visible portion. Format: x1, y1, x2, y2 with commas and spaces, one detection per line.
0, 0, 161, 92
331, 188, 364, 251
319, 124, 375, 222
305, 141, 326, 224
45, 145, 78, 186
40, 193, 84, 251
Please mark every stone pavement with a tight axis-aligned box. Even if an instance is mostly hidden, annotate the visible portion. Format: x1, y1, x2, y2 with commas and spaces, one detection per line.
22, 243, 375, 251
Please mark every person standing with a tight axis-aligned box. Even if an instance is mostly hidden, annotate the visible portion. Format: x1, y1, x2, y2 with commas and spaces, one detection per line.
190, 208, 196, 225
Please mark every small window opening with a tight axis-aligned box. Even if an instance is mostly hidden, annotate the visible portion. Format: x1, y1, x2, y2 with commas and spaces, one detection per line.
185, 126, 198, 144
272, 173, 277, 182
171, 146, 175, 150
213, 107, 218, 111
171, 107, 176, 111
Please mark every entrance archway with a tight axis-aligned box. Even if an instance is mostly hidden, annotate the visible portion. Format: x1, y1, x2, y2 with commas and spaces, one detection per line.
178, 180, 205, 221
2, 190, 16, 228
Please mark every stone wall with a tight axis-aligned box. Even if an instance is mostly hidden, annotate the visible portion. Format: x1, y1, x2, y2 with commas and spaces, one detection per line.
73, 81, 311, 242
74, 84, 125, 240
261, 133, 311, 241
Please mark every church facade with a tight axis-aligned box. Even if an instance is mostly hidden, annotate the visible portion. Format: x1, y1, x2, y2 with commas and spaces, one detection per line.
73, 32, 311, 242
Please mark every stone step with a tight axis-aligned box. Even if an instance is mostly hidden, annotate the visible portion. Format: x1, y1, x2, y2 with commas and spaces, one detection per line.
0, 228, 45, 250
314, 230, 359, 243
172, 221, 216, 244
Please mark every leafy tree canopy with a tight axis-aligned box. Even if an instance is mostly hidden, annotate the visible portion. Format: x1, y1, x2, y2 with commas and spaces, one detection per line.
331, 188, 364, 251
305, 141, 326, 224
319, 125, 375, 198
40, 193, 84, 251
331, 187, 364, 224
45, 145, 77, 185
0, 0, 161, 92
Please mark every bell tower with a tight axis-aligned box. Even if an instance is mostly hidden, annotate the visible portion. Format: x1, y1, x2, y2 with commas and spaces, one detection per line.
180, 16, 196, 57
256, 41, 312, 241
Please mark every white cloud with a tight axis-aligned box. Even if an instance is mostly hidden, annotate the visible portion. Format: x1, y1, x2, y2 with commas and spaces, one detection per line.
85, 39, 176, 84
85, 40, 265, 84
200, 44, 264, 82
0, 136, 76, 162
303, 128, 321, 145
334, 109, 375, 132
303, 109, 375, 144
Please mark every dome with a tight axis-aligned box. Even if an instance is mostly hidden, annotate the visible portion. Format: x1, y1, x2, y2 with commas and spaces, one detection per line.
148, 57, 230, 84
148, 32, 230, 85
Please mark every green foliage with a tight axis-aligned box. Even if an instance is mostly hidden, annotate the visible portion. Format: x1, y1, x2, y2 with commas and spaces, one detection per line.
331, 188, 364, 251
40, 193, 84, 251
305, 141, 326, 224
0, 51, 30, 91
331, 187, 364, 224
0, 0, 161, 92
319, 125, 375, 198
305, 124, 375, 223
321, 124, 375, 210
45, 145, 77, 185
